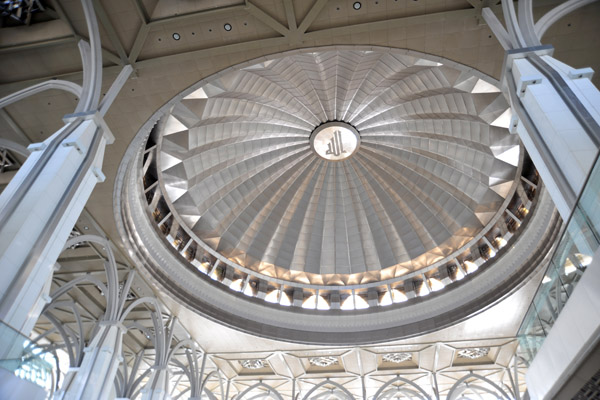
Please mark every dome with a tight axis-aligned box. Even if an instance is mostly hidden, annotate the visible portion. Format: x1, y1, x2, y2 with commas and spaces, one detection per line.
116, 46, 558, 344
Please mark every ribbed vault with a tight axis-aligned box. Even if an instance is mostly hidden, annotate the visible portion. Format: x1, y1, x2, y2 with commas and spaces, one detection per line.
156, 49, 519, 286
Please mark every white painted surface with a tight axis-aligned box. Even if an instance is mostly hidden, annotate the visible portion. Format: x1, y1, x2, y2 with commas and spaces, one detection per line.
511, 56, 599, 220
0, 118, 110, 335
58, 323, 124, 400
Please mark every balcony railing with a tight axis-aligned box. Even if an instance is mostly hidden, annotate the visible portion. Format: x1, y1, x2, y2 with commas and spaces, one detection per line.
517, 153, 600, 364
0, 322, 54, 392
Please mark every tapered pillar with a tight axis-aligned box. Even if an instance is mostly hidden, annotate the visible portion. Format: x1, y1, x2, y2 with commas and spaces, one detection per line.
0, 113, 113, 336
505, 50, 600, 219
54, 322, 125, 400
483, 1, 600, 220
141, 367, 171, 400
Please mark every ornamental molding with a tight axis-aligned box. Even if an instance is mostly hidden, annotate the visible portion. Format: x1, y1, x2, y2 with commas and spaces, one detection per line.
309, 356, 338, 367
457, 347, 490, 359
240, 359, 266, 369
382, 352, 412, 363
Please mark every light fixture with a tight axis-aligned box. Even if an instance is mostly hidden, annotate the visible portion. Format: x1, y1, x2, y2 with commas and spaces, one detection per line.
279, 292, 291, 306
224, 23, 232, 31
243, 282, 255, 297
229, 279, 243, 292
240, 359, 265, 369
341, 294, 369, 310
209, 267, 220, 280
354, 294, 369, 309
172, 32, 180, 40
302, 295, 317, 309
340, 295, 354, 310
316, 295, 330, 310
353, 2, 362, 10
199, 261, 211, 273
302, 294, 330, 310
379, 291, 393, 306
309, 356, 338, 367
453, 265, 465, 280
391, 289, 408, 303
264, 289, 280, 303
382, 352, 412, 363
428, 278, 444, 292
495, 236, 507, 249
457, 347, 490, 359
464, 260, 478, 274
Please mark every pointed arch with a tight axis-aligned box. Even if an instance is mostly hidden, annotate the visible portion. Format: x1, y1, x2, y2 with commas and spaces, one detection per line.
236, 382, 285, 400
302, 380, 355, 400
447, 373, 513, 400
378, 388, 427, 400
201, 370, 226, 400
373, 376, 431, 400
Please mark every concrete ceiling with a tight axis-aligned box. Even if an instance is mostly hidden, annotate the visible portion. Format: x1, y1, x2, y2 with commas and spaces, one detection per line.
0, 0, 599, 397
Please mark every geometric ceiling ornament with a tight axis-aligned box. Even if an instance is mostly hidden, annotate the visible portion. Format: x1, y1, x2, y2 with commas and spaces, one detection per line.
382, 352, 412, 364
309, 356, 339, 367
457, 347, 490, 359
240, 359, 267, 369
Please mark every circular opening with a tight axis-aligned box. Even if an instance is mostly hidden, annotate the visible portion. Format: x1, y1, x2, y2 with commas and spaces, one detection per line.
172, 32, 180, 40
224, 23, 232, 31
353, 2, 362, 10
310, 122, 360, 161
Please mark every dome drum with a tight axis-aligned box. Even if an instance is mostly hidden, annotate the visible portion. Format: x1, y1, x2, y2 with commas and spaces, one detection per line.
117, 46, 560, 344
141, 142, 539, 311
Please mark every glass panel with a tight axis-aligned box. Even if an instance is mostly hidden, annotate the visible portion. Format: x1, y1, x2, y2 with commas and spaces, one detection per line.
0, 322, 54, 391
517, 155, 600, 362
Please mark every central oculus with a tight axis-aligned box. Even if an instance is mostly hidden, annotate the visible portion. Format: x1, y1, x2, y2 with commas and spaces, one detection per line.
310, 121, 360, 161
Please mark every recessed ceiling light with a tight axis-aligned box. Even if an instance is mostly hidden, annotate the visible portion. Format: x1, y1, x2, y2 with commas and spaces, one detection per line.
224, 23, 232, 31
353, 1, 362, 9
172, 32, 180, 40
83, 226, 89, 230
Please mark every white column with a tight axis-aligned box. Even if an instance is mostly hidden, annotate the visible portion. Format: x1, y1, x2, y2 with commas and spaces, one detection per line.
507, 52, 600, 219
141, 367, 171, 400
54, 322, 124, 400
0, 113, 114, 335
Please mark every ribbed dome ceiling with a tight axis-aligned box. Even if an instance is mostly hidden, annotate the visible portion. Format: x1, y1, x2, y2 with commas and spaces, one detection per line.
157, 49, 519, 285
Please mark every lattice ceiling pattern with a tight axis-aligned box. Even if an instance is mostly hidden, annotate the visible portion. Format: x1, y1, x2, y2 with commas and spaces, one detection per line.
156, 49, 519, 285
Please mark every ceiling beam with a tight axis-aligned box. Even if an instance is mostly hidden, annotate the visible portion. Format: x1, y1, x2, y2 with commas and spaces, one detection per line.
128, 23, 150, 64
282, 0, 297, 31
92, 0, 129, 64
297, 0, 328, 34
1, 6, 481, 90
245, 1, 289, 37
